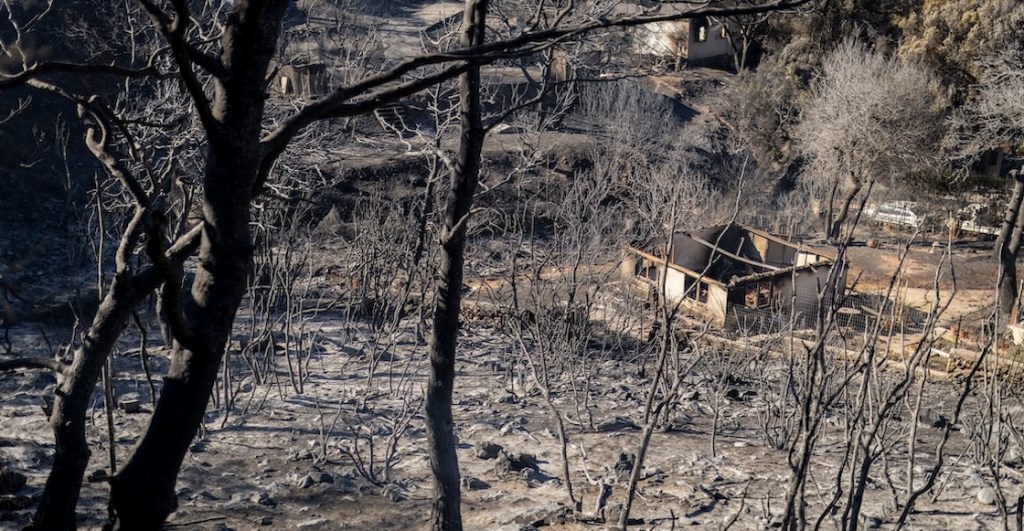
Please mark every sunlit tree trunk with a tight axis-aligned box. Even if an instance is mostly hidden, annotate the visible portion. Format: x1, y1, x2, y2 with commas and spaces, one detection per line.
425, 0, 487, 528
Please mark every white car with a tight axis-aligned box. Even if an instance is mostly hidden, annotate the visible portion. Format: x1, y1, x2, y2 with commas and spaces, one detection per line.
862, 201, 922, 229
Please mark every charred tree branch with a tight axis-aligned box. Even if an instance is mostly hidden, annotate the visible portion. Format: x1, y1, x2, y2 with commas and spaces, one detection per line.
136, 0, 217, 131
0, 357, 67, 374
0, 62, 160, 90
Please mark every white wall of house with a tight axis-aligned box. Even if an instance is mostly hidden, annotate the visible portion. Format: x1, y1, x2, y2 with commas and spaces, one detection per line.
634, 20, 684, 56
685, 19, 732, 61
796, 251, 825, 267
663, 267, 728, 324
632, 18, 732, 63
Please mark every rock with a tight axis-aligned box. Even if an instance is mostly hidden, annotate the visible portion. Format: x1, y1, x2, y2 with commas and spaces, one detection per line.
495, 452, 540, 477
613, 453, 635, 482
251, 492, 276, 507
118, 395, 141, 414
917, 408, 949, 429
596, 417, 640, 433
0, 468, 26, 495
382, 484, 405, 503
461, 476, 490, 490
190, 490, 219, 501
520, 467, 541, 482
476, 442, 503, 460
480, 490, 507, 503
222, 492, 247, 509
263, 481, 289, 496
87, 469, 109, 483
644, 467, 665, 481
546, 468, 566, 484
499, 421, 523, 435
297, 518, 330, 529
257, 458, 275, 474
255, 516, 273, 526
497, 503, 569, 527
977, 487, 998, 505
300, 470, 333, 488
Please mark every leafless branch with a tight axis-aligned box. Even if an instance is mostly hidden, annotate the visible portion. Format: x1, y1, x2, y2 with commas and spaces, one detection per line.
136, 0, 217, 131
0, 356, 67, 374
0, 62, 160, 90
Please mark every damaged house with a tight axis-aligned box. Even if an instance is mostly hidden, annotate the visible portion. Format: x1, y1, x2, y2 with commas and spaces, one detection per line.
623, 224, 844, 330
613, 3, 734, 68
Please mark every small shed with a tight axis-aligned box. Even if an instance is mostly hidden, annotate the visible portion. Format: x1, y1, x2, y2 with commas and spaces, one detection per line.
278, 63, 328, 99
624, 224, 844, 330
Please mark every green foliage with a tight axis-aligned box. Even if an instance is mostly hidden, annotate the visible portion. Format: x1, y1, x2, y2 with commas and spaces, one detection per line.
897, 0, 1024, 98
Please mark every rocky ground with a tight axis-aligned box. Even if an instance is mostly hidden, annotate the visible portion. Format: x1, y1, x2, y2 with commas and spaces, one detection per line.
1, 225, 1022, 530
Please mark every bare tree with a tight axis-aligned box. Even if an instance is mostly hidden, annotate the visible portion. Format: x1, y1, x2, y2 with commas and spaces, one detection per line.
798, 37, 944, 242
0, 0, 812, 528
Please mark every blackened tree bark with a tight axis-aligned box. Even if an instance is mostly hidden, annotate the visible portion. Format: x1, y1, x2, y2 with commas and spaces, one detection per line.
20, 87, 204, 530
426, 1, 487, 529
109, 2, 289, 527
29, 234, 199, 530
31, 275, 154, 530
828, 175, 863, 242
996, 169, 1024, 323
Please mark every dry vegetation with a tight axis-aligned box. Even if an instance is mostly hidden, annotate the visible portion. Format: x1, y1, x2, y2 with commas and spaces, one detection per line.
3, 1, 1024, 530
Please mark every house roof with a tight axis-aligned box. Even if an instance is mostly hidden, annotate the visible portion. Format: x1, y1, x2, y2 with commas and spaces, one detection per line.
629, 223, 838, 288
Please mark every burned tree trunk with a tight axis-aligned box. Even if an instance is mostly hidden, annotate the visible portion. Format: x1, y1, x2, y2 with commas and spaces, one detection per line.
425, 1, 487, 529
30, 276, 140, 530
109, 3, 287, 527
110, 157, 258, 528
828, 176, 863, 242
996, 169, 1024, 323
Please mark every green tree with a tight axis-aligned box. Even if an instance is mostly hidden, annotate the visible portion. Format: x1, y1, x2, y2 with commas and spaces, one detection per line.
898, 0, 1024, 97
948, 47, 1024, 323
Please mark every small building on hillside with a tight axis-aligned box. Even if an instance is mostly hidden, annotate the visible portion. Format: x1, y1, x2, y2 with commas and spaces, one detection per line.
623, 224, 844, 330
614, 3, 734, 67
278, 63, 328, 99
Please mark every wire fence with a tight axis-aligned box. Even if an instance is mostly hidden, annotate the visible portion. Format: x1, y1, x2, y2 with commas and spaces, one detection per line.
724, 291, 935, 336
